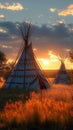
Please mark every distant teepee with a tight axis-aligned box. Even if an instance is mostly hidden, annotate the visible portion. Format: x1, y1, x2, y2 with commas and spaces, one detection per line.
53, 59, 70, 84
3, 24, 51, 90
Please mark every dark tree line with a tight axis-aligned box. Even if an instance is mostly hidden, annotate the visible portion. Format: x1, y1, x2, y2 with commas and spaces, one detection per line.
0, 51, 14, 80
69, 50, 73, 62
0, 51, 6, 68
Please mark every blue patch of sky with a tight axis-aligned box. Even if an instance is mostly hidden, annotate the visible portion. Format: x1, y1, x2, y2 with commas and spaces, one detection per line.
0, 0, 73, 25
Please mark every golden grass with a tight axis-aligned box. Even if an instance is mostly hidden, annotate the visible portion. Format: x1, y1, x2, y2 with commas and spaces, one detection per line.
0, 85, 73, 129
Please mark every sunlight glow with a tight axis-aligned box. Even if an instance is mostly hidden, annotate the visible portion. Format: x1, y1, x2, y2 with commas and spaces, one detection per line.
48, 51, 59, 62
38, 58, 50, 70
37, 51, 73, 70
7, 58, 14, 64
37, 51, 61, 70
7, 51, 73, 70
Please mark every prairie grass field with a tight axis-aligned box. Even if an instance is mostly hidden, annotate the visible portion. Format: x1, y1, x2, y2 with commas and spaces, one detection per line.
0, 85, 73, 130
0, 70, 73, 130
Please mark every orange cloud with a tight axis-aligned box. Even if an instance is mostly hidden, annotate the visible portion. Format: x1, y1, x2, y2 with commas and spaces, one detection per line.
0, 2, 24, 11
33, 48, 37, 52
1, 45, 12, 49
58, 4, 73, 16
68, 4, 73, 9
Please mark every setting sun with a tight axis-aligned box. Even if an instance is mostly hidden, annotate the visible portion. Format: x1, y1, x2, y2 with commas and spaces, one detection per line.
7, 51, 73, 70
37, 51, 73, 70
36, 51, 61, 70
37, 58, 50, 70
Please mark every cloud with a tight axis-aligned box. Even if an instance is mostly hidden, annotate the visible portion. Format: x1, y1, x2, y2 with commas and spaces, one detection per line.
32, 23, 70, 39
64, 48, 71, 52
0, 22, 20, 36
0, 21, 73, 41
33, 48, 37, 52
58, 4, 73, 16
0, 14, 5, 18
0, 2, 24, 11
0, 21, 73, 60
57, 19, 65, 24
0, 28, 7, 33
31, 23, 73, 55
0, 44, 12, 49
49, 8, 56, 12
0, 22, 20, 41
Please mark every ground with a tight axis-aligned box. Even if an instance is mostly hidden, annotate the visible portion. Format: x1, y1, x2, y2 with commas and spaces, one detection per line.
0, 70, 73, 130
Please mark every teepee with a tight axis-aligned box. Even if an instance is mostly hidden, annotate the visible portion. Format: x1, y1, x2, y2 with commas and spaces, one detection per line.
3, 24, 51, 90
53, 60, 70, 84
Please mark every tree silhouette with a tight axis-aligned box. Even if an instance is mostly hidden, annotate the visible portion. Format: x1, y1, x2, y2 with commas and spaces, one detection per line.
0, 51, 6, 63
69, 50, 73, 62
0, 51, 6, 68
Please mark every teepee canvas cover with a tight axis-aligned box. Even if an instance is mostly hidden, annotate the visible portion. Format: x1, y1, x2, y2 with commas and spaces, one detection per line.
3, 24, 51, 90
53, 60, 70, 84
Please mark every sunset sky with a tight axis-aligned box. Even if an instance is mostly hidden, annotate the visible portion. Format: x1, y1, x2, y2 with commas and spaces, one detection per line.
0, 0, 73, 70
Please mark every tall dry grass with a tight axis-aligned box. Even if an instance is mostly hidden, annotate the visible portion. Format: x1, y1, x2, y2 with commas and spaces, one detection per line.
0, 84, 73, 129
